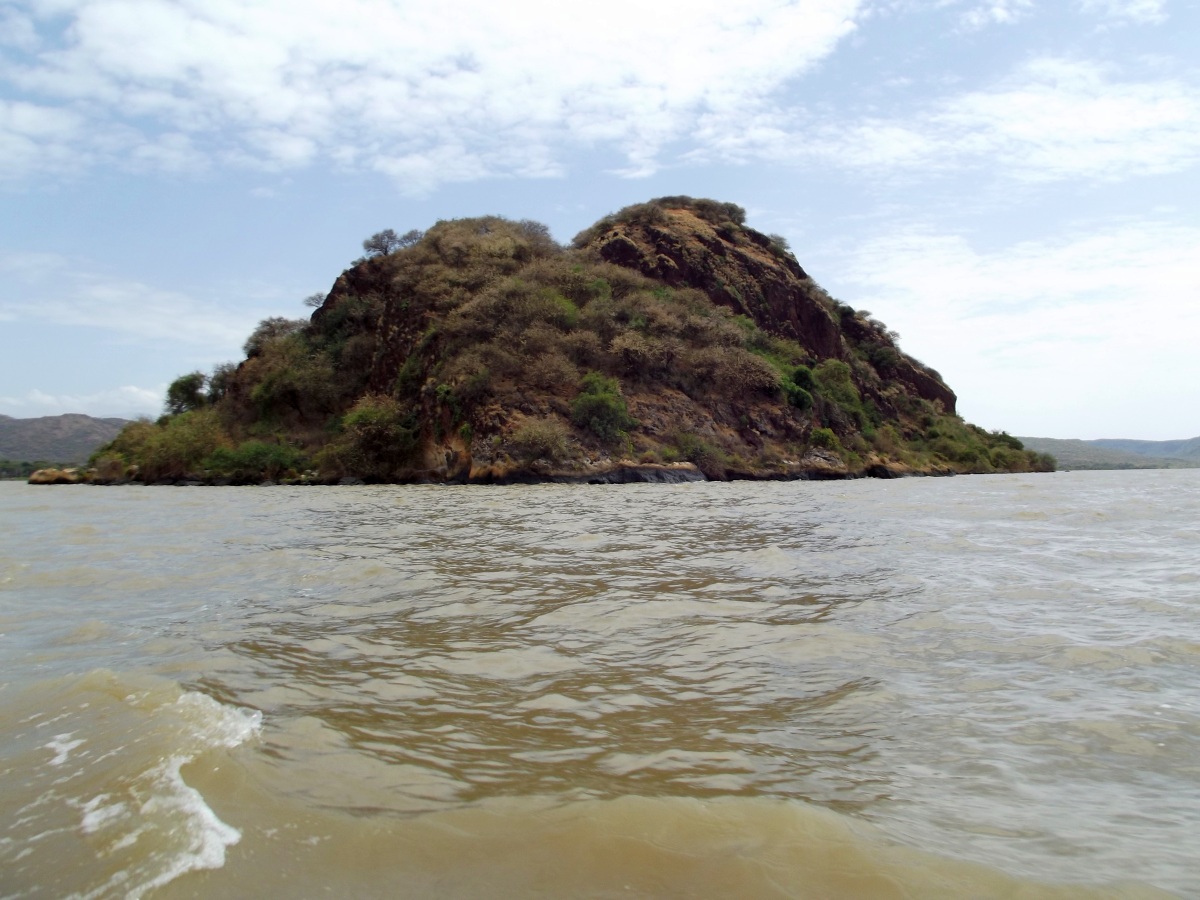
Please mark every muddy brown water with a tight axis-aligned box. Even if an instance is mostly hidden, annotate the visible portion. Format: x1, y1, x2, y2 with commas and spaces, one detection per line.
2, 471, 1197, 898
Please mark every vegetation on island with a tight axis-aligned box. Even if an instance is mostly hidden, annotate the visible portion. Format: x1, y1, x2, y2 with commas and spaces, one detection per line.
88, 197, 1054, 484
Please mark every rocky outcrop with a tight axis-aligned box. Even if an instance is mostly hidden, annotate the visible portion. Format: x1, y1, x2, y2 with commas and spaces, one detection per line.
591, 208, 843, 359
586, 204, 955, 415
27, 467, 86, 484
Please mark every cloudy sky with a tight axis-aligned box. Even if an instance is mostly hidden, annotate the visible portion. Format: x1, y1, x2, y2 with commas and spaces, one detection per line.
2, 0, 1197, 439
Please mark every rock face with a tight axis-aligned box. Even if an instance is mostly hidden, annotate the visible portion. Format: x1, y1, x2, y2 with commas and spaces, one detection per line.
591, 207, 842, 360
585, 205, 955, 415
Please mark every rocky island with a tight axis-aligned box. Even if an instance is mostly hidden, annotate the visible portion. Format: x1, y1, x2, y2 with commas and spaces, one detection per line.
84, 197, 1053, 484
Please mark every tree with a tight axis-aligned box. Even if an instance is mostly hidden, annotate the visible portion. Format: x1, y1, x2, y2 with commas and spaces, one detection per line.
362, 228, 423, 257
243, 317, 306, 357
165, 372, 208, 415
303, 292, 325, 308
207, 362, 238, 402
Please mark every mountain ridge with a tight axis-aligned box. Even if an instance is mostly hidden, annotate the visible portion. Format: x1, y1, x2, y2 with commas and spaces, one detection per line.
1, 413, 129, 465
1017, 436, 1200, 470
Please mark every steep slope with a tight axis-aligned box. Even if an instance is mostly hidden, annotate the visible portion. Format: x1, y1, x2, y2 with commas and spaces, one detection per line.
90, 198, 1053, 484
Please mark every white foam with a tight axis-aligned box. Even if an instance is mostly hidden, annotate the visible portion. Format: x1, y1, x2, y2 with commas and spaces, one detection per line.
78, 795, 129, 833
174, 691, 263, 748
114, 695, 263, 897
70, 692, 264, 900
45, 732, 85, 766
134, 754, 243, 896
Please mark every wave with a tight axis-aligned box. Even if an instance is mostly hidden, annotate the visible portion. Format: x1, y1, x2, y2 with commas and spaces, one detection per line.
0, 669, 260, 899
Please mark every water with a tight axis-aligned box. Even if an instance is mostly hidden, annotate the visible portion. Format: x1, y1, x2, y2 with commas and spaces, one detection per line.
1, 471, 1197, 898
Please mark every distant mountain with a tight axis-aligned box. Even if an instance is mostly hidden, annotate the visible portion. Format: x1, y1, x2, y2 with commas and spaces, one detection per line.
1088, 437, 1200, 461
0, 414, 131, 464
1017, 436, 1200, 470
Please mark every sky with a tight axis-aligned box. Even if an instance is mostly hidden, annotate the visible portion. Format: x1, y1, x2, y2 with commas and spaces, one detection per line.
2, 0, 1198, 440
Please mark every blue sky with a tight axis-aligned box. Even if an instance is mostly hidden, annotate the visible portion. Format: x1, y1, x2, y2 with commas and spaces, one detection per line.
2, 0, 1197, 439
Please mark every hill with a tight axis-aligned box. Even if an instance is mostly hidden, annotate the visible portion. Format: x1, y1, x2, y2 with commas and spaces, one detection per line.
89, 197, 1053, 484
1088, 436, 1200, 462
1016, 436, 1200, 470
1, 413, 129, 466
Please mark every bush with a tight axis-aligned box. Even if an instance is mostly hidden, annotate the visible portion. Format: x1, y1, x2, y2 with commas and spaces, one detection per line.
809, 427, 842, 453
990, 431, 1025, 451
206, 441, 305, 481
787, 367, 816, 391
105, 408, 231, 481
321, 394, 420, 479
525, 351, 579, 393
686, 346, 780, 394
511, 417, 570, 462
783, 382, 813, 410
672, 432, 728, 477
812, 359, 859, 406
571, 372, 636, 443
867, 345, 901, 373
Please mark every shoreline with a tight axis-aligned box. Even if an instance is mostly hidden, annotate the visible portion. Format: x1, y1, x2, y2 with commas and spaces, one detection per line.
25, 459, 951, 486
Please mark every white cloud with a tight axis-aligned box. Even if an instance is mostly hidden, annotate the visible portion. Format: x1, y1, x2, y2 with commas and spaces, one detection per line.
0, 251, 270, 350
959, 0, 1033, 31
0, 385, 161, 419
703, 57, 1200, 185
1077, 0, 1167, 24
0, 98, 89, 178
2, 0, 862, 190
935, 59, 1200, 181
830, 218, 1200, 438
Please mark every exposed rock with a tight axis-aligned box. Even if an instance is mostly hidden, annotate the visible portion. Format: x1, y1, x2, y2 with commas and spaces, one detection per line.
28, 467, 85, 484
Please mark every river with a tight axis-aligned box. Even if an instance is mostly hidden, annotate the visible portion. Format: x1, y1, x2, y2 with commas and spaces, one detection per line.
1, 470, 1197, 898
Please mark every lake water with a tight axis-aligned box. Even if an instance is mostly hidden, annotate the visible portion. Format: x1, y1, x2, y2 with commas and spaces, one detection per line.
1, 471, 1197, 898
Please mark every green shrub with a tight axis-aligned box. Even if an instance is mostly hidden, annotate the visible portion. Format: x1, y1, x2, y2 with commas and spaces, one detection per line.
990, 431, 1025, 451
867, 345, 901, 373
117, 408, 231, 480
206, 441, 305, 481
809, 427, 842, 453
571, 372, 636, 443
783, 382, 813, 411
672, 432, 727, 476
813, 359, 859, 406
791, 365, 815, 391
321, 394, 420, 479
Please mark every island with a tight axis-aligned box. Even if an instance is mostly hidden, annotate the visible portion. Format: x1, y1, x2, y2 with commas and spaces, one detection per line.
78, 197, 1053, 485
